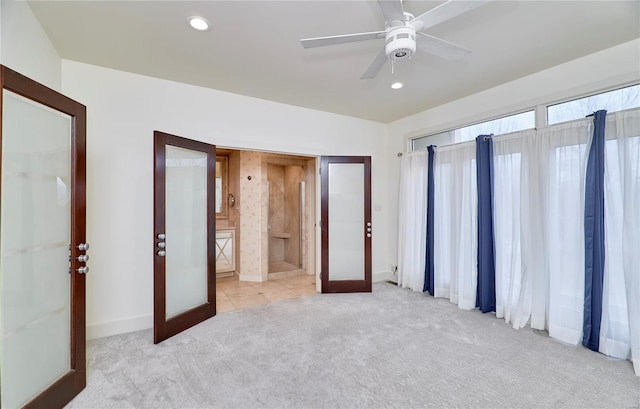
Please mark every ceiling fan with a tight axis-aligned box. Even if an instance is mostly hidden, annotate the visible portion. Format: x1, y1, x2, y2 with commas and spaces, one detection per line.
300, 0, 488, 79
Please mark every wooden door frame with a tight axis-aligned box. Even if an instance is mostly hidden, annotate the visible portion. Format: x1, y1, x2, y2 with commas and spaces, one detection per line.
320, 156, 372, 293
153, 131, 216, 344
0, 65, 87, 408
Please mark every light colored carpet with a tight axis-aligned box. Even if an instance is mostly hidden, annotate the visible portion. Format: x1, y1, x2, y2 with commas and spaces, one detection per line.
67, 282, 640, 408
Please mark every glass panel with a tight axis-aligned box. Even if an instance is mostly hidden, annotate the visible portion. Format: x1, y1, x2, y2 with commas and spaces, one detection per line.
328, 163, 364, 281
548, 84, 640, 125
411, 111, 535, 151
412, 131, 451, 151
455, 111, 535, 142
165, 145, 208, 319
1, 90, 72, 408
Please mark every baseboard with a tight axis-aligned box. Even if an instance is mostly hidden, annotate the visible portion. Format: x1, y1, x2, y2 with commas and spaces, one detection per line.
87, 314, 153, 340
239, 274, 262, 282
373, 271, 394, 283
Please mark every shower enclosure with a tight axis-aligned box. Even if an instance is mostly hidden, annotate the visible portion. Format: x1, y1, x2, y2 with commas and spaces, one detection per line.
267, 163, 305, 277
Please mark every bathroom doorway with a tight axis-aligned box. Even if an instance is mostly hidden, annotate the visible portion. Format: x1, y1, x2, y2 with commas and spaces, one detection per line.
214, 148, 317, 311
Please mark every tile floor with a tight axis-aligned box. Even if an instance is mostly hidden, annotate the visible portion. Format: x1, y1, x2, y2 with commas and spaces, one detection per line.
267, 261, 306, 280
216, 274, 317, 312
268, 261, 299, 272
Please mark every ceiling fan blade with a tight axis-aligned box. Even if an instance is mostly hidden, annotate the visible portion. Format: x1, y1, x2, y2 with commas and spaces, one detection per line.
377, 0, 405, 27
301, 31, 385, 49
361, 48, 388, 80
417, 32, 471, 60
410, 0, 489, 32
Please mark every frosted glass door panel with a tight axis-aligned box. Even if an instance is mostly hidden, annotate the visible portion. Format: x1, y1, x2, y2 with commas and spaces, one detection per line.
328, 163, 364, 281
165, 145, 208, 319
1, 90, 72, 408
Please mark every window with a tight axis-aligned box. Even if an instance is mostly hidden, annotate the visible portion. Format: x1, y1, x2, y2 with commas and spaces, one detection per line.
409, 84, 639, 153
411, 110, 535, 151
455, 111, 535, 143
412, 131, 450, 151
547, 84, 640, 125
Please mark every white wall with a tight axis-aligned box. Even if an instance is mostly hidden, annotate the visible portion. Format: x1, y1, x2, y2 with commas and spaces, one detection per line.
385, 38, 640, 267
0, 0, 61, 90
60, 60, 391, 339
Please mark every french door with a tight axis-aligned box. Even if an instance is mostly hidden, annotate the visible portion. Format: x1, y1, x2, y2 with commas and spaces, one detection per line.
0, 66, 87, 408
153, 131, 216, 344
320, 156, 372, 293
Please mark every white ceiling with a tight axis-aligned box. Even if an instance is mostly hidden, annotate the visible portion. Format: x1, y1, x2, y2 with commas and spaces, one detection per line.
28, 1, 640, 123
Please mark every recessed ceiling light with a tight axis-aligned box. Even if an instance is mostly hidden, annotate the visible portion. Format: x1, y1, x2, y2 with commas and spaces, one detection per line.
391, 82, 403, 90
188, 16, 210, 31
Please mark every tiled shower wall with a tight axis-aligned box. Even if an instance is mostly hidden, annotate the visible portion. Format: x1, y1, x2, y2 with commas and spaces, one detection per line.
267, 164, 285, 263
284, 165, 304, 267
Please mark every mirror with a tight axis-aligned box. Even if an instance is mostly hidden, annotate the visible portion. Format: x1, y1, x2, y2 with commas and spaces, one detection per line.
216, 156, 228, 219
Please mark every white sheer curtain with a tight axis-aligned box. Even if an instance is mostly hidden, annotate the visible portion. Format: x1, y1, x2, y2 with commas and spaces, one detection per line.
601, 109, 640, 375
545, 120, 591, 345
494, 130, 531, 329
519, 131, 551, 331
493, 120, 591, 345
433, 142, 477, 310
397, 151, 428, 291
493, 129, 553, 331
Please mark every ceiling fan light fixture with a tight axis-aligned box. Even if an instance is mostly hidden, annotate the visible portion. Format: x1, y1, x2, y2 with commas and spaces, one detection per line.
299, 0, 486, 80
385, 26, 416, 61
391, 82, 403, 90
187, 16, 210, 31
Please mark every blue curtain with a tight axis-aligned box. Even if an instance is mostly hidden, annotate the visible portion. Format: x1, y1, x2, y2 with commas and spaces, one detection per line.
476, 135, 496, 313
423, 145, 436, 295
582, 110, 607, 351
